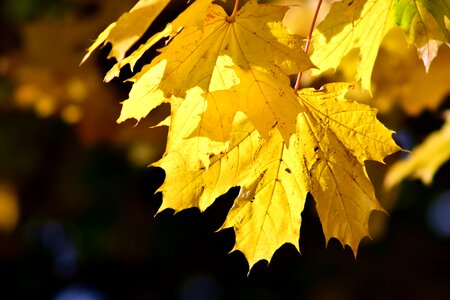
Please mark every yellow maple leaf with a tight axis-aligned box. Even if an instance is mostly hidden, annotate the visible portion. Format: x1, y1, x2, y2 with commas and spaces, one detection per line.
85, 0, 406, 270
384, 112, 450, 188
117, 60, 168, 123
311, 0, 450, 92
297, 84, 400, 253
150, 1, 311, 96
81, 0, 171, 64
117, 0, 313, 141
155, 83, 400, 269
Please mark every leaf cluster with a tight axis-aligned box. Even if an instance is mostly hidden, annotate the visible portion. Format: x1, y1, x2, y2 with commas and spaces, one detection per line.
83, 0, 449, 270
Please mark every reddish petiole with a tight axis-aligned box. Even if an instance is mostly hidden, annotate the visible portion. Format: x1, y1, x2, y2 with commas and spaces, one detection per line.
293, 0, 323, 92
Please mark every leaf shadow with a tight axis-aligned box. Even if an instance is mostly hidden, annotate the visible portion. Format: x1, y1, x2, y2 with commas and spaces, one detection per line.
315, 0, 366, 43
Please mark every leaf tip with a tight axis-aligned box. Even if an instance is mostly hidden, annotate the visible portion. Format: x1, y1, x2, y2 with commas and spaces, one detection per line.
79, 53, 90, 66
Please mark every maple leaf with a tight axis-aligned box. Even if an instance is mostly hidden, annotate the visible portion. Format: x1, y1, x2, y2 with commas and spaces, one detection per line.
310, 0, 450, 92
81, 0, 171, 64
297, 83, 400, 252
83, 0, 405, 270
150, 1, 311, 95
384, 111, 450, 188
116, 60, 169, 123
155, 83, 400, 269
117, 0, 313, 141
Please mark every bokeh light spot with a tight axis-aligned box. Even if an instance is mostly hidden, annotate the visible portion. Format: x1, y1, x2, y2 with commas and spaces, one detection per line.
35, 94, 56, 118
0, 182, 19, 233
53, 284, 106, 300
62, 105, 82, 124
427, 191, 450, 237
67, 78, 88, 102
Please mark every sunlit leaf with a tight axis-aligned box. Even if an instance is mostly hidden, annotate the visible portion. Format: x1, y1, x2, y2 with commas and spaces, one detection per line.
81, 0, 171, 64
155, 83, 400, 268
385, 112, 450, 188
86, 0, 407, 270
104, 0, 215, 81
297, 83, 399, 253
391, 0, 450, 71
117, 0, 313, 141
311, 0, 450, 92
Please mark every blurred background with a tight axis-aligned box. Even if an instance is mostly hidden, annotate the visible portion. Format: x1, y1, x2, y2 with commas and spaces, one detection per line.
0, 0, 450, 299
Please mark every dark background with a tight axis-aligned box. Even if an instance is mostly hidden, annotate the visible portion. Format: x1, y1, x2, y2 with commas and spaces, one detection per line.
1, 0, 450, 299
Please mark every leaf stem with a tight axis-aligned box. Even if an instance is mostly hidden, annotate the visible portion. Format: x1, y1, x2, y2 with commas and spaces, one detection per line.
227, 0, 239, 22
293, 0, 323, 93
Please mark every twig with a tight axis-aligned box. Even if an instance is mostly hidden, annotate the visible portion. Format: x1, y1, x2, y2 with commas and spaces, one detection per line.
293, 0, 323, 92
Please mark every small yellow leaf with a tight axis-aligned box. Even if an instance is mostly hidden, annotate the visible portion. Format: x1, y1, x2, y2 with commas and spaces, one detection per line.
105, 0, 215, 81
385, 112, 450, 188
81, 23, 116, 65
82, 0, 171, 64
186, 55, 240, 142
234, 67, 304, 142
117, 59, 168, 124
